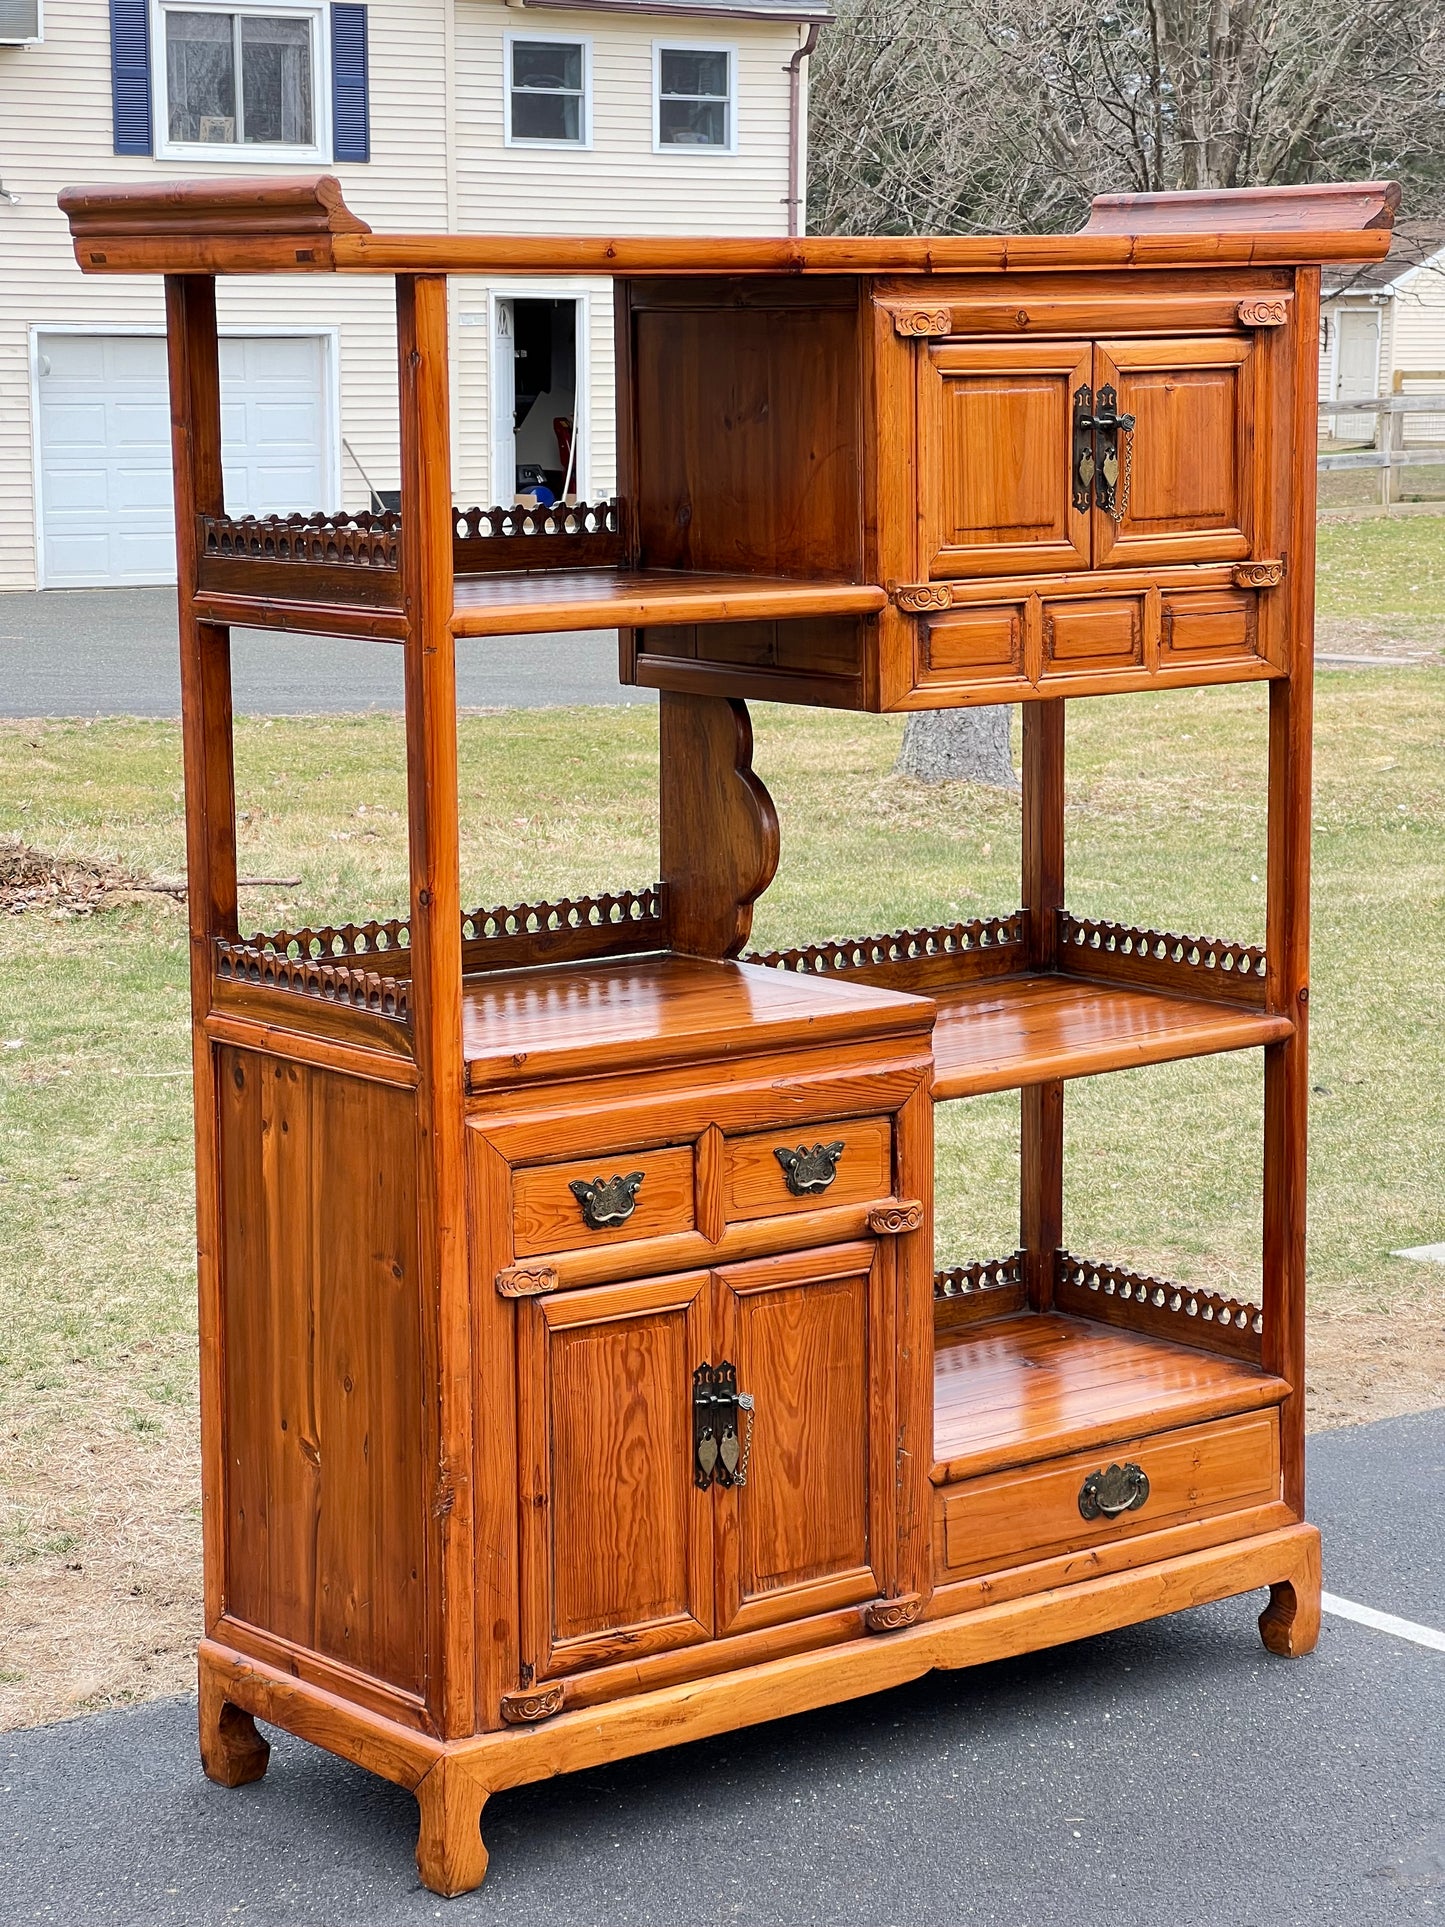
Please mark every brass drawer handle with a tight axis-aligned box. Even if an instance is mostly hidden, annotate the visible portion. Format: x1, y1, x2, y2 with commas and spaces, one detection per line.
568, 1171, 644, 1229
1078, 1460, 1150, 1520
773, 1140, 845, 1196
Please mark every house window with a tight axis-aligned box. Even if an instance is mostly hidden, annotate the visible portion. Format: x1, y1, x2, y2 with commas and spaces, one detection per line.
157, 3, 326, 158
655, 45, 733, 150
507, 37, 589, 147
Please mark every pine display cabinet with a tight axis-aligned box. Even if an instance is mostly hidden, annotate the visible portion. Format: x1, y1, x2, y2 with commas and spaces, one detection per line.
59, 174, 1397, 1896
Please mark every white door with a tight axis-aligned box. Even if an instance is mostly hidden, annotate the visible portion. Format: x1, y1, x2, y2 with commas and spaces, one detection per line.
491, 298, 517, 507
35, 331, 333, 588
1335, 311, 1381, 401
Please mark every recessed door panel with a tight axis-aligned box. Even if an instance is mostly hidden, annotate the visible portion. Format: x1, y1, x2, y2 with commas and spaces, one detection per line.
1093, 337, 1256, 567
713, 1242, 892, 1637
518, 1272, 714, 1680
920, 341, 1092, 578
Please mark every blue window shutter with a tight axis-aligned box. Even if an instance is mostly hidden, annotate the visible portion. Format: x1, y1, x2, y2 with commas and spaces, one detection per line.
331, 4, 370, 163
110, 0, 152, 156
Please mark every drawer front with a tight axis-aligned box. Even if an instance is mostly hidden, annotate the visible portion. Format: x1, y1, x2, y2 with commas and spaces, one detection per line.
513, 1144, 695, 1257
1041, 595, 1143, 675
937, 1408, 1280, 1578
1160, 588, 1259, 664
924, 604, 1027, 681
723, 1116, 892, 1224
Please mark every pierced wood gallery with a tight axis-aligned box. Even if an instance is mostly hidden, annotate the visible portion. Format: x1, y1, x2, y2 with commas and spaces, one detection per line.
55, 171, 1397, 1895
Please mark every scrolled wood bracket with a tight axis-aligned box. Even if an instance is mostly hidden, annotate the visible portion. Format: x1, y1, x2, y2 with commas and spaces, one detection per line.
495, 1262, 560, 1299
890, 306, 954, 338
500, 1683, 565, 1725
867, 1199, 925, 1235
1237, 298, 1288, 328
863, 1593, 924, 1633
890, 582, 954, 613
1232, 559, 1285, 588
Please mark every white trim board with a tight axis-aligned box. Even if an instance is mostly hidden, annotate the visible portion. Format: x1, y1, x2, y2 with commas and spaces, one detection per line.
1321, 1593, 1445, 1654
1391, 1242, 1445, 1263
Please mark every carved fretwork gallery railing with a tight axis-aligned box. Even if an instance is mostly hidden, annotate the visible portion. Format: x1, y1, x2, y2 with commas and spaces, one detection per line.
194, 500, 626, 605
460, 885, 667, 973
1052, 1251, 1264, 1362
748, 913, 1028, 991
215, 933, 412, 1021
1058, 914, 1268, 1007
933, 1252, 1028, 1328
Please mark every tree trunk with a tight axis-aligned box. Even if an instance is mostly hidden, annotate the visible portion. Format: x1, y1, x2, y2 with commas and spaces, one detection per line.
894, 706, 1017, 786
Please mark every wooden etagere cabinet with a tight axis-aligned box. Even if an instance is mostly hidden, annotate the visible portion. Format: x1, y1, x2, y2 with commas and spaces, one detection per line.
60, 173, 1397, 1896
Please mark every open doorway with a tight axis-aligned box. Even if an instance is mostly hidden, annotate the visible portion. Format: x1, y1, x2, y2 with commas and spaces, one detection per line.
492, 294, 583, 506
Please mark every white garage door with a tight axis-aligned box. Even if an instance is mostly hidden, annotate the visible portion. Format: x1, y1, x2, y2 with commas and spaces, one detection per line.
35, 331, 334, 588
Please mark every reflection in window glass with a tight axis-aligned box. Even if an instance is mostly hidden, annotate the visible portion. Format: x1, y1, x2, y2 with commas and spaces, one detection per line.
510, 40, 585, 143
658, 47, 730, 147
165, 8, 314, 147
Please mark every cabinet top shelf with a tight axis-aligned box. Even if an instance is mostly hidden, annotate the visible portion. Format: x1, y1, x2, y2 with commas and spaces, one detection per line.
59, 176, 1398, 279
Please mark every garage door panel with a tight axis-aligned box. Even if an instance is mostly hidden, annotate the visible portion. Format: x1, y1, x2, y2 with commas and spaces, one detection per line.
38, 331, 332, 588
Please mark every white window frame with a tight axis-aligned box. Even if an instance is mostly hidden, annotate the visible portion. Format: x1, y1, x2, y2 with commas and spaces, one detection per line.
152, 0, 332, 166
652, 40, 736, 156
504, 31, 592, 152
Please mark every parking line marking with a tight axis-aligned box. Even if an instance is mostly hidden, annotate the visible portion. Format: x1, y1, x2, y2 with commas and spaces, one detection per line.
1321, 1592, 1445, 1653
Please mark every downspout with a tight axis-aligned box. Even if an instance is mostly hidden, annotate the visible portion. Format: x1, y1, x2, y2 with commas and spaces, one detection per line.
785, 23, 820, 238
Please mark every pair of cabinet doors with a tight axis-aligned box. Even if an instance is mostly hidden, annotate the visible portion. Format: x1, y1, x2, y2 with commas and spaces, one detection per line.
515, 1239, 896, 1684
921, 333, 1265, 579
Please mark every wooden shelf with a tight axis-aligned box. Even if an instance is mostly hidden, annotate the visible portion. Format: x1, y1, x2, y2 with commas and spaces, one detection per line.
930, 972, 1292, 1099
932, 1311, 1289, 1484
450, 569, 887, 638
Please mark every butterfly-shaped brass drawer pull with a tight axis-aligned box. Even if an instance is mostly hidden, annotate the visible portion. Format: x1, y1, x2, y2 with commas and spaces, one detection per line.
773, 1140, 845, 1196
568, 1171, 645, 1229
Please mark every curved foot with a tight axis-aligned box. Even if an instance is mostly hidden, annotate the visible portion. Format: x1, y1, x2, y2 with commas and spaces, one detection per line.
199, 1674, 271, 1788
1258, 1529, 1322, 1657
415, 1756, 490, 1897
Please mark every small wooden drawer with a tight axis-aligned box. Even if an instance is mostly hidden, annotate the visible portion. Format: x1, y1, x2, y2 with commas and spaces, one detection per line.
1160, 588, 1259, 663
936, 1408, 1280, 1579
924, 604, 1026, 681
512, 1144, 695, 1257
1041, 595, 1143, 675
722, 1115, 893, 1223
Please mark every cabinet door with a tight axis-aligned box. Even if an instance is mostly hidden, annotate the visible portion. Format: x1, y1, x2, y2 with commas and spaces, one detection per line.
713, 1241, 893, 1638
1092, 336, 1258, 568
517, 1272, 714, 1681
919, 340, 1093, 578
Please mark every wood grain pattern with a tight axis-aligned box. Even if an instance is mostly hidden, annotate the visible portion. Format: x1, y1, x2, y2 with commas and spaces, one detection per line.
722, 1116, 892, 1223
714, 1243, 890, 1636
218, 1048, 427, 1696
932, 1312, 1289, 1484
659, 695, 779, 960
937, 1409, 1280, 1578
450, 571, 886, 638
511, 1144, 695, 1257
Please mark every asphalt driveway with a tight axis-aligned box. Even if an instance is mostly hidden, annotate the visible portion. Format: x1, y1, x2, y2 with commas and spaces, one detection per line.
0, 589, 652, 716
1, 1407, 1441, 1927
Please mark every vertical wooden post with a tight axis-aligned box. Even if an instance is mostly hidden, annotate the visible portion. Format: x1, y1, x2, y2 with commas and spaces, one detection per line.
396, 273, 473, 1737
164, 273, 238, 1638
1264, 267, 1320, 1520
1020, 699, 1065, 1310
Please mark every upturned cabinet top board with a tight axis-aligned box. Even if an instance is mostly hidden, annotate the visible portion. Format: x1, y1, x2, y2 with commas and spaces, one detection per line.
59, 176, 1399, 279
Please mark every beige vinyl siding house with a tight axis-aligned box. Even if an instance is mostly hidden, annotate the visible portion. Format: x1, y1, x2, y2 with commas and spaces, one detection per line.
0, 0, 818, 591
1319, 221, 1445, 438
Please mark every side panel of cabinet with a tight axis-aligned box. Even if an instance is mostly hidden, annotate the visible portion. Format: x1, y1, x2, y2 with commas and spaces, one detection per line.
1092, 336, 1257, 568
517, 1271, 714, 1680
919, 339, 1092, 579
712, 1241, 893, 1637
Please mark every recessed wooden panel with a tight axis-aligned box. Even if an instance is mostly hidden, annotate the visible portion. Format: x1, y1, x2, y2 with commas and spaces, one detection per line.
218, 1047, 427, 1700
714, 1243, 890, 1635
1041, 596, 1142, 669
920, 340, 1092, 578
937, 1409, 1280, 1578
1160, 588, 1259, 661
722, 1115, 892, 1222
925, 605, 1025, 676
520, 1273, 713, 1677
1093, 336, 1256, 568
512, 1144, 695, 1257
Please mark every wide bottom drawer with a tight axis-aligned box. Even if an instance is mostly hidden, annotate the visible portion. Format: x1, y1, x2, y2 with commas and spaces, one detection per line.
935, 1408, 1281, 1579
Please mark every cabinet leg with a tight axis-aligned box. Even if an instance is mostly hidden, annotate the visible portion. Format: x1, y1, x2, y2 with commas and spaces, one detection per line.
1258, 1529, 1322, 1657
198, 1670, 271, 1788
415, 1756, 490, 1897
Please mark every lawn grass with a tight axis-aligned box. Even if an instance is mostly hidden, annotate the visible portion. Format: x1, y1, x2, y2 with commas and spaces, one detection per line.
1316, 512, 1445, 615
